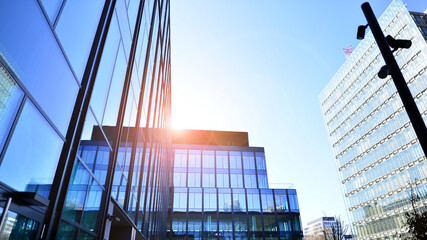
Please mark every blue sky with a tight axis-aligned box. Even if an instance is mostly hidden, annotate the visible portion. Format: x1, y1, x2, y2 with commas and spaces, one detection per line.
170, 0, 426, 228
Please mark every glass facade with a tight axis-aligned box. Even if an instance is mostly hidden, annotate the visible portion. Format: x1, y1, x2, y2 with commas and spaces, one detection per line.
0, 0, 171, 239
319, 0, 427, 239
168, 133, 303, 240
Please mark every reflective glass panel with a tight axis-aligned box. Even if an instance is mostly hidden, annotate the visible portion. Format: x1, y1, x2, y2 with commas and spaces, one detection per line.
233, 191, 247, 212
0, 61, 24, 152
0, 209, 39, 240
90, 15, 120, 121
243, 152, 255, 170
62, 160, 90, 222
188, 192, 202, 212
261, 190, 275, 213
229, 151, 242, 169
203, 213, 218, 233
202, 150, 215, 169
0, 1, 78, 135
255, 152, 266, 170
102, 43, 127, 126
234, 213, 247, 232
188, 150, 201, 168
0, 99, 63, 192
274, 190, 289, 212
81, 179, 103, 232
55, 0, 105, 80
56, 220, 77, 240
216, 151, 228, 169
174, 149, 187, 168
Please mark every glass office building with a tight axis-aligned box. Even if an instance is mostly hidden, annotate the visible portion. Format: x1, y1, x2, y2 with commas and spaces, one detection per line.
319, 0, 427, 239
0, 0, 171, 239
168, 130, 303, 240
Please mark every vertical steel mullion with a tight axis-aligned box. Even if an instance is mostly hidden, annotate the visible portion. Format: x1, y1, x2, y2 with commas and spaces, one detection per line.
124, 0, 147, 215
44, 0, 116, 238
98, 0, 147, 237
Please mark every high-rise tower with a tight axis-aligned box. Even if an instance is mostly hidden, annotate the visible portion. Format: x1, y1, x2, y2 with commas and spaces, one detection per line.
319, 0, 427, 239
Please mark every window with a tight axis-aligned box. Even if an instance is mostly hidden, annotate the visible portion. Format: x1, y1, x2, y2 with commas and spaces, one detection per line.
173, 172, 186, 187
0, 99, 63, 193
0, 61, 24, 153
55, 0, 105, 80
231, 174, 244, 188
255, 152, 266, 170
274, 190, 289, 212
202, 150, 215, 168
173, 190, 187, 211
188, 150, 201, 168
243, 152, 255, 170
202, 173, 215, 188
188, 192, 202, 211
289, 194, 299, 212
247, 191, 261, 212
188, 173, 201, 187
217, 173, 229, 188
203, 191, 217, 212
258, 174, 268, 188
216, 151, 228, 169
244, 174, 257, 188
261, 190, 275, 213
233, 192, 246, 212
218, 190, 231, 212
229, 151, 242, 169
174, 149, 187, 168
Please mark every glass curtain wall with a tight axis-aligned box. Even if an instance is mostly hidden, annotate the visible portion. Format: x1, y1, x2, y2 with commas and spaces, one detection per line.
168, 146, 302, 240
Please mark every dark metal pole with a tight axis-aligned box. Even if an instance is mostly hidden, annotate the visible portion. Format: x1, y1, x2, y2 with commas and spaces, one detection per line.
361, 2, 427, 157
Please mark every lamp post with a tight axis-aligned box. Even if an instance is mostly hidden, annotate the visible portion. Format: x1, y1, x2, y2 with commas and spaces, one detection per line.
358, 2, 427, 157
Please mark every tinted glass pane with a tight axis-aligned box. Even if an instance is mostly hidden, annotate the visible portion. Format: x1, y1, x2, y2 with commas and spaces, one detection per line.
274, 190, 289, 212
289, 194, 299, 211
203, 213, 217, 233
0, 1, 78, 135
234, 213, 247, 232
258, 174, 268, 188
0, 99, 63, 192
81, 179, 103, 232
229, 151, 242, 169
188, 192, 202, 211
174, 149, 187, 168
0, 62, 24, 152
233, 193, 246, 212
0, 210, 39, 239
244, 174, 257, 189
63, 160, 90, 222
77, 231, 95, 240
202, 150, 215, 169
216, 151, 228, 169
243, 152, 255, 170
188, 150, 201, 168
55, 0, 105, 80
171, 212, 186, 235
263, 214, 278, 231
203, 192, 217, 212
102, 43, 127, 126
90, 15, 120, 122
248, 214, 263, 232
56, 220, 77, 240
255, 152, 266, 170
261, 191, 275, 213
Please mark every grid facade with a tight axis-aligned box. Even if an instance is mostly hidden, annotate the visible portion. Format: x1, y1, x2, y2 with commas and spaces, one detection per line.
167, 139, 303, 240
0, 0, 171, 240
319, 0, 427, 239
